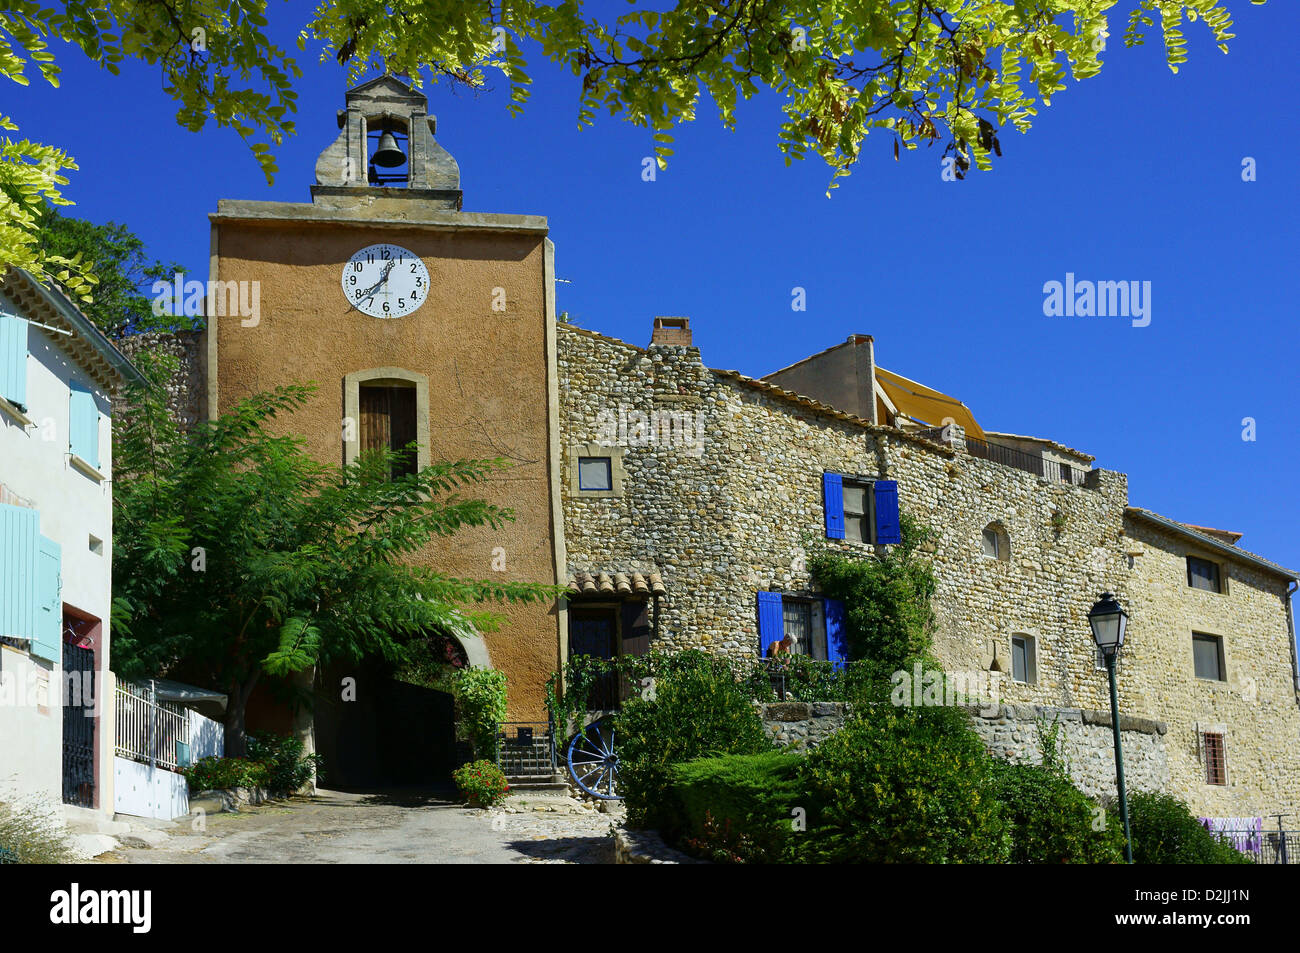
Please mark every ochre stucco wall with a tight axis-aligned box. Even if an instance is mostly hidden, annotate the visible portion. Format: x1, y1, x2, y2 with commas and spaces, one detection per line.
213, 217, 559, 720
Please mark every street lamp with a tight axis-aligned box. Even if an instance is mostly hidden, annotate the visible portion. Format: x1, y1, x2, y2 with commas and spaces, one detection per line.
1088, 592, 1133, 863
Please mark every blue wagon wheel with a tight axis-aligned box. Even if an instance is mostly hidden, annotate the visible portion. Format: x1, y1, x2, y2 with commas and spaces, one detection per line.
566, 717, 621, 800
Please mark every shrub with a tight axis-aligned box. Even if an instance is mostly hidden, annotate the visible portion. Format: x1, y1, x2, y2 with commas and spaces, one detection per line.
613, 650, 773, 831
798, 704, 1009, 863
0, 799, 77, 864
181, 756, 269, 792
668, 751, 804, 862
181, 731, 321, 796
245, 731, 322, 795
991, 761, 1126, 863
452, 759, 510, 806
455, 667, 508, 759
1125, 791, 1252, 864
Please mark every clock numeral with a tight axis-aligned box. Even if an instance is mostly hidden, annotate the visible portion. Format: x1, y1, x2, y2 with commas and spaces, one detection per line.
366, 254, 374, 264
415, 277, 423, 287
411, 290, 419, 301
349, 275, 357, 285
353, 262, 362, 272
354, 289, 363, 300
382, 301, 390, 313
381, 248, 390, 260
410, 263, 418, 273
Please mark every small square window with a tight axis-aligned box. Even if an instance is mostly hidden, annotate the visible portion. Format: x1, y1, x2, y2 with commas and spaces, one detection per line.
1187, 556, 1222, 593
578, 456, 613, 491
88, 535, 103, 555
1011, 634, 1037, 684
1192, 633, 1225, 681
982, 528, 1000, 559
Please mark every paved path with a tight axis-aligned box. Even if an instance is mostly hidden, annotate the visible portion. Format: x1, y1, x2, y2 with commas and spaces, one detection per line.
98, 789, 617, 864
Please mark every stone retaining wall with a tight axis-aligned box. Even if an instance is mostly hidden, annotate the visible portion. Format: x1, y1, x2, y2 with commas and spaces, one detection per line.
759, 701, 849, 751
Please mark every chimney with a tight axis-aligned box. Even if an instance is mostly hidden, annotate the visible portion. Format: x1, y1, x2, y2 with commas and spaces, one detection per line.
651, 316, 691, 346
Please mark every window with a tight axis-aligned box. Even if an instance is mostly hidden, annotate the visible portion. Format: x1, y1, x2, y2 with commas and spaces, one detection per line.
0, 312, 28, 411
571, 442, 625, 497
842, 480, 873, 543
578, 456, 613, 491
359, 382, 418, 479
1011, 634, 1037, 684
757, 592, 844, 663
1187, 556, 1222, 593
823, 473, 899, 544
68, 379, 100, 471
1203, 731, 1227, 785
981, 522, 1009, 561
1192, 633, 1225, 681
781, 598, 817, 657
344, 368, 430, 475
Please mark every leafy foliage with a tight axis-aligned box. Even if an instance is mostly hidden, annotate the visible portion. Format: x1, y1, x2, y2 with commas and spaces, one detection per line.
452, 759, 510, 806
809, 514, 939, 693
669, 751, 804, 863
454, 667, 508, 760
31, 205, 187, 338
1124, 790, 1253, 864
181, 755, 270, 793
611, 650, 774, 831
0, 2, 1259, 285
309, 1, 1249, 190
182, 731, 321, 795
991, 760, 1126, 863
799, 704, 1009, 863
111, 360, 558, 754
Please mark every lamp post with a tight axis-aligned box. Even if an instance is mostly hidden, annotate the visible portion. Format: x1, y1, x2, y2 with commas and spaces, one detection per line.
1088, 592, 1133, 863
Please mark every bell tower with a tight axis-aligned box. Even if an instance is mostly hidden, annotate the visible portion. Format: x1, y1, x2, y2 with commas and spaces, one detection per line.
312, 75, 463, 210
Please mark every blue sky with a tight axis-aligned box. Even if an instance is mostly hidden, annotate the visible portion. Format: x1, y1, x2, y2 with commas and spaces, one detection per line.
9, 3, 1299, 580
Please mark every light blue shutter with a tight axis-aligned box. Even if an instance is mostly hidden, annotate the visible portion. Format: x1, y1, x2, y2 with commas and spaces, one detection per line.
874, 480, 901, 544
0, 312, 28, 408
823, 472, 845, 539
32, 535, 61, 664
757, 591, 784, 656
0, 504, 39, 645
69, 379, 99, 469
824, 598, 847, 669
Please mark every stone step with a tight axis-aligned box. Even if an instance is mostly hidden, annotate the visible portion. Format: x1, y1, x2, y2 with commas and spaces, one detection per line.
63, 805, 130, 837
70, 833, 120, 860
505, 781, 571, 797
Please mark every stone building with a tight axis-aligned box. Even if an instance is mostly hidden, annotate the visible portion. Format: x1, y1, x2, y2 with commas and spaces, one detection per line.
190, 77, 1298, 814
557, 319, 1300, 819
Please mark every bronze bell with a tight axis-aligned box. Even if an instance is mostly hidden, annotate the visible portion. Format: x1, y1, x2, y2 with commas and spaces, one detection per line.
372, 129, 407, 168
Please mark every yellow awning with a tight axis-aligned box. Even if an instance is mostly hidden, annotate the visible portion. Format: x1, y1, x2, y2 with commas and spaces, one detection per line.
875, 366, 985, 440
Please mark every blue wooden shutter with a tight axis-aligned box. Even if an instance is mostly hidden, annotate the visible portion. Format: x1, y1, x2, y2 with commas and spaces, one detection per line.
874, 480, 901, 544
823, 472, 845, 539
757, 591, 784, 656
0, 504, 39, 646
32, 535, 61, 664
69, 379, 99, 468
824, 598, 847, 668
0, 312, 28, 409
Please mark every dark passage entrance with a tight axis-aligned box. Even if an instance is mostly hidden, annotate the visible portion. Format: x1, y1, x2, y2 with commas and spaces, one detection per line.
62, 637, 96, 808
314, 656, 456, 790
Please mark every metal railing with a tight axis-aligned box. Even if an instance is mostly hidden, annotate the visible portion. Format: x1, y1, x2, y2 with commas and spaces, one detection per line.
495, 721, 557, 779
115, 682, 190, 772
964, 436, 1086, 485
1205, 822, 1298, 864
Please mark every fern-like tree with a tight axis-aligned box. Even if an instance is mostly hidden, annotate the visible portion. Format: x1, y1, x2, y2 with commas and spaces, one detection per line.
111, 352, 557, 755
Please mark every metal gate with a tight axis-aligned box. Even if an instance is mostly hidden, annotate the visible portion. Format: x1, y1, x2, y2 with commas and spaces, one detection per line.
61, 641, 96, 808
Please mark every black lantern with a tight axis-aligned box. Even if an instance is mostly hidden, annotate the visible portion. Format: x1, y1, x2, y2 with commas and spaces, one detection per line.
1088, 591, 1128, 658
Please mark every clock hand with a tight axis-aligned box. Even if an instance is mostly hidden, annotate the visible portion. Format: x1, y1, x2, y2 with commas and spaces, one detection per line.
354, 259, 398, 303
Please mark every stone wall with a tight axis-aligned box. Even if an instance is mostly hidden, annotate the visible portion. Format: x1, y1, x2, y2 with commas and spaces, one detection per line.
557, 323, 1300, 819
966, 703, 1170, 801
759, 701, 849, 751
113, 329, 205, 430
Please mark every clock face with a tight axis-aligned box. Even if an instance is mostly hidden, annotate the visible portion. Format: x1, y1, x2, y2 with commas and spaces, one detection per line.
342, 243, 429, 318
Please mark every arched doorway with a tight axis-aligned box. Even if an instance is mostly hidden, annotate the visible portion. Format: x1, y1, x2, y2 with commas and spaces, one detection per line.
313, 633, 480, 790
